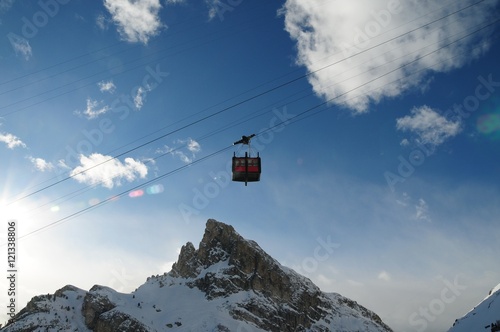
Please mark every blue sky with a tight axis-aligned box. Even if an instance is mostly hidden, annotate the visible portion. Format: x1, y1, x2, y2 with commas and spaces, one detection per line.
1, 0, 499, 331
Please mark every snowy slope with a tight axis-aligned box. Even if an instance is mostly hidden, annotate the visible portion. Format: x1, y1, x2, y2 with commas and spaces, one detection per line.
1, 285, 91, 332
2, 277, 390, 331
1, 219, 394, 332
447, 283, 500, 332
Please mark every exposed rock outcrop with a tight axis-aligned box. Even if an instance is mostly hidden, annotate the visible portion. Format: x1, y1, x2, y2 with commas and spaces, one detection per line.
2, 219, 393, 332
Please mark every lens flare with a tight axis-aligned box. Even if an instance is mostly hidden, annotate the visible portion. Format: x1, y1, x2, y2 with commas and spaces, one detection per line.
129, 189, 144, 198
146, 184, 164, 195
477, 113, 500, 139
88, 198, 100, 206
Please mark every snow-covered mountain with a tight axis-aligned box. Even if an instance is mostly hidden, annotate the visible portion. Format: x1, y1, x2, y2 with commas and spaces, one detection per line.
1, 219, 393, 332
447, 283, 500, 332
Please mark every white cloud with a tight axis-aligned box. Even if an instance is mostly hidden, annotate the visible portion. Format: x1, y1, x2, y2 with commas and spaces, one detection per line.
280, 0, 498, 113
347, 279, 364, 287
0, 132, 26, 149
0, 0, 15, 13
205, 0, 225, 21
185, 138, 201, 153
157, 138, 202, 164
96, 13, 110, 30
396, 105, 462, 147
378, 270, 391, 281
70, 153, 148, 189
399, 138, 409, 147
98, 80, 116, 93
166, 148, 192, 164
414, 198, 431, 221
28, 157, 54, 172
76, 98, 110, 119
7, 34, 32, 60
104, 0, 163, 44
134, 86, 147, 109
74, 13, 86, 22
395, 192, 410, 207
57, 159, 71, 170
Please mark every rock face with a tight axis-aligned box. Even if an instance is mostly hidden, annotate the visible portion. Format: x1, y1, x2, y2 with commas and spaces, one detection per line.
2, 285, 91, 332
2, 219, 393, 332
81, 285, 150, 332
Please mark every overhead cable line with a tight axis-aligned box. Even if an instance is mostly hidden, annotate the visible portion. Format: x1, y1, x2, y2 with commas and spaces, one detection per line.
0, 3, 275, 116
0, 1, 271, 91
9, 145, 234, 242
5, 21, 499, 245
3, 0, 496, 207
1, 0, 487, 117
0, 41, 127, 88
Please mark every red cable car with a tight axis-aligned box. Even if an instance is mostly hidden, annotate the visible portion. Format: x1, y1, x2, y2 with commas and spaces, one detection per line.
232, 134, 261, 186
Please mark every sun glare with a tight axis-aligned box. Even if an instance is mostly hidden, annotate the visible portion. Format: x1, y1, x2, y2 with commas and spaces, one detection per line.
1, 200, 27, 223
1, 188, 36, 227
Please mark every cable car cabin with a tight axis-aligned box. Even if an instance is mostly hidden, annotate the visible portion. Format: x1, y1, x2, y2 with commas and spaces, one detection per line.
232, 152, 261, 185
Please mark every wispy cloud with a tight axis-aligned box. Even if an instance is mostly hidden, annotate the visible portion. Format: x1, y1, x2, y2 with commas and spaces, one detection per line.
399, 138, 410, 147
378, 270, 391, 282
347, 279, 364, 287
205, 0, 225, 21
98, 80, 116, 93
57, 159, 71, 170
0, 0, 15, 13
8, 34, 32, 60
133, 86, 147, 109
280, 0, 498, 113
103, 0, 163, 44
0, 132, 26, 149
96, 13, 110, 30
76, 98, 110, 119
28, 156, 54, 172
157, 138, 201, 164
70, 153, 148, 189
395, 192, 410, 207
185, 138, 201, 153
414, 198, 431, 222
396, 105, 462, 147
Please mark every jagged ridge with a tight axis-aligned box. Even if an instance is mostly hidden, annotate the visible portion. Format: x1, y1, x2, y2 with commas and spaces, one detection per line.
2, 219, 393, 332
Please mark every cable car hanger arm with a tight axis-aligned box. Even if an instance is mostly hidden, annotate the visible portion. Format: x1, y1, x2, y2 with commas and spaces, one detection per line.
233, 134, 255, 145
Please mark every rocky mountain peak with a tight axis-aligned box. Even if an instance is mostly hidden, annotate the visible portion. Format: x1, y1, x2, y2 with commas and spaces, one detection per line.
169, 219, 392, 331
172, 219, 265, 278
3, 219, 393, 332
170, 219, 293, 299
